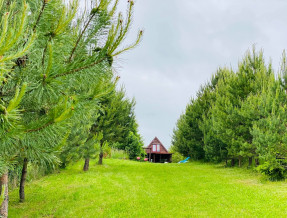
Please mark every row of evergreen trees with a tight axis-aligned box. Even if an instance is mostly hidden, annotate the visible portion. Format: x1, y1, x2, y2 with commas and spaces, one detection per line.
172, 48, 287, 180
0, 0, 143, 217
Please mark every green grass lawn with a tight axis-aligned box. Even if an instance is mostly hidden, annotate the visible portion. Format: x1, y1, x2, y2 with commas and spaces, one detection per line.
9, 159, 287, 217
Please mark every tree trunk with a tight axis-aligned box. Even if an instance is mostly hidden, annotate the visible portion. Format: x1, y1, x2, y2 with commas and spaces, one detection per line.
249, 157, 253, 167
12, 174, 18, 189
0, 172, 9, 218
0, 178, 2, 196
98, 152, 103, 165
98, 143, 103, 165
231, 159, 235, 167
255, 158, 259, 166
19, 158, 28, 202
238, 158, 242, 167
83, 158, 90, 171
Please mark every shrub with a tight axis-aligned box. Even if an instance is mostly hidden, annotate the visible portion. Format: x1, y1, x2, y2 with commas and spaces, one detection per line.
257, 162, 287, 181
172, 152, 185, 163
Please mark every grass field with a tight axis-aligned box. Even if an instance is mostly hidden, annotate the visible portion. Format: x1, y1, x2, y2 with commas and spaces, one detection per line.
9, 159, 287, 217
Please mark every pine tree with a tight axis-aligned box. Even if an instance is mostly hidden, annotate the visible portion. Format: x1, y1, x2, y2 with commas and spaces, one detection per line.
1, 0, 143, 212
95, 87, 138, 165
172, 81, 218, 160
250, 53, 287, 179
60, 76, 115, 171
61, 75, 143, 169
0, 1, 34, 215
112, 95, 143, 160
209, 49, 273, 166
123, 131, 144, 159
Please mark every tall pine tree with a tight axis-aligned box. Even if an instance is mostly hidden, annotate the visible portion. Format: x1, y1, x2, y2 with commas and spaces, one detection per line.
0, 0, 143, 214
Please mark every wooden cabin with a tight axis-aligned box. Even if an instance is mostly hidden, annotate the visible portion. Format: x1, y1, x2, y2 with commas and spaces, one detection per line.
144, 137, 172, 163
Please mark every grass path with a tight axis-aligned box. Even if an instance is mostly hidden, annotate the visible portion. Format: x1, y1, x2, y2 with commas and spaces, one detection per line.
9, 159, 287, 217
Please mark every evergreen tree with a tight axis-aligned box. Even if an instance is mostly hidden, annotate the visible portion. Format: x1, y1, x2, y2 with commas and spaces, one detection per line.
0, 1, 34, 215
120, 130, 144, 160
61, 77, 143, 170
172, 48, 281, 171
250, 53, 287, 179
113, 96, 144, 159
60, 76, 115, 171
209, 49, 273, 166
171, 99, 205, 160
1, 0, 143, 213
95, 88, 140, 165
172, 77, 220, 160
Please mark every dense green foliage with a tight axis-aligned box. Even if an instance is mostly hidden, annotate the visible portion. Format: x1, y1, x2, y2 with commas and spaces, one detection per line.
169, 146, 185, 163
172, 49, 287, 180
0, 0, 143, 214
94, 86, 143, 165
60, 82, 143, 169
9, 159, 287, 217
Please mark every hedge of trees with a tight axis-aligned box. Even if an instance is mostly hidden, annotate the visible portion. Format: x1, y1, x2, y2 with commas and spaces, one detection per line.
0, 0, 143, 216
172, 48, 287, 180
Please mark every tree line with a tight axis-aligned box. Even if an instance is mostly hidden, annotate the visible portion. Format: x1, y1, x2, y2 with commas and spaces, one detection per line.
0, 0, 143, 217
172, 48, 287, 181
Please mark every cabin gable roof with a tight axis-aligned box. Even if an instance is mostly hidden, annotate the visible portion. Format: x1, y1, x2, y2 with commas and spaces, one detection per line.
145, 137, 171, 154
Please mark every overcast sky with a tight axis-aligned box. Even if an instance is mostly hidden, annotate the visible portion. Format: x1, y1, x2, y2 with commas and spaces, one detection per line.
100, 0, 287, 148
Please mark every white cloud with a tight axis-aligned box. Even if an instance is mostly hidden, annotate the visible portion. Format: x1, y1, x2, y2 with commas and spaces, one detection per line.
82, 0, 287, 148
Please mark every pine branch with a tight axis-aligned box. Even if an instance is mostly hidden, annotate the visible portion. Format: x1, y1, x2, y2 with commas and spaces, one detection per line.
25, 120, 54, 133
52, 57, 105, 78
42, 42, 48, 66
42, 36, 53, 66
68, 13, 96, 63
112, 30, 143, 57
32, 0, 47, 32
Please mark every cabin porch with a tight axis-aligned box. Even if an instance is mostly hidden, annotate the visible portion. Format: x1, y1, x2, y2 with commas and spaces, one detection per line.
147, 153, 172, 163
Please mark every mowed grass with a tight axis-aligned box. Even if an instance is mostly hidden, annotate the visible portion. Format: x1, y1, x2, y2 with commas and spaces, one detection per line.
9, 159, 287, 217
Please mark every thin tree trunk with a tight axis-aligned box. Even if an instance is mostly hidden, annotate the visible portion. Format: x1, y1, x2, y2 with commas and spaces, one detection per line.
0, 172, 9, 218
98, 143, 103, 165
98, 152, 103, 165
0, 179, 2, 196
238, 158, 242, 167
12, 174, 18, 189
83, 158, 90, 171
19, 158, 28, 202
249, 157, 253, 167
231, 159, 235, 167
255, 158, 259, 166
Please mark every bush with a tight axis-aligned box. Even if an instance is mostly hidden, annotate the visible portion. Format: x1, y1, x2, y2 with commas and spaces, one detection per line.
172, 152, 185, 163
258, 162, 287, 181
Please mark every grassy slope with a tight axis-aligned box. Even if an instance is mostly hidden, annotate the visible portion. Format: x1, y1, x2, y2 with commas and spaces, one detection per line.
9, 159, 287, 217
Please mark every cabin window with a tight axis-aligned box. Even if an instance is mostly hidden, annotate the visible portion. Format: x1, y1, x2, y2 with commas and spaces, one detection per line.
157, 144, 160, 152
153, 145, 156, 151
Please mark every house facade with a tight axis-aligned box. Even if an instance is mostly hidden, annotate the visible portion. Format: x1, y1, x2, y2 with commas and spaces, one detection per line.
144, 137, 172, 163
